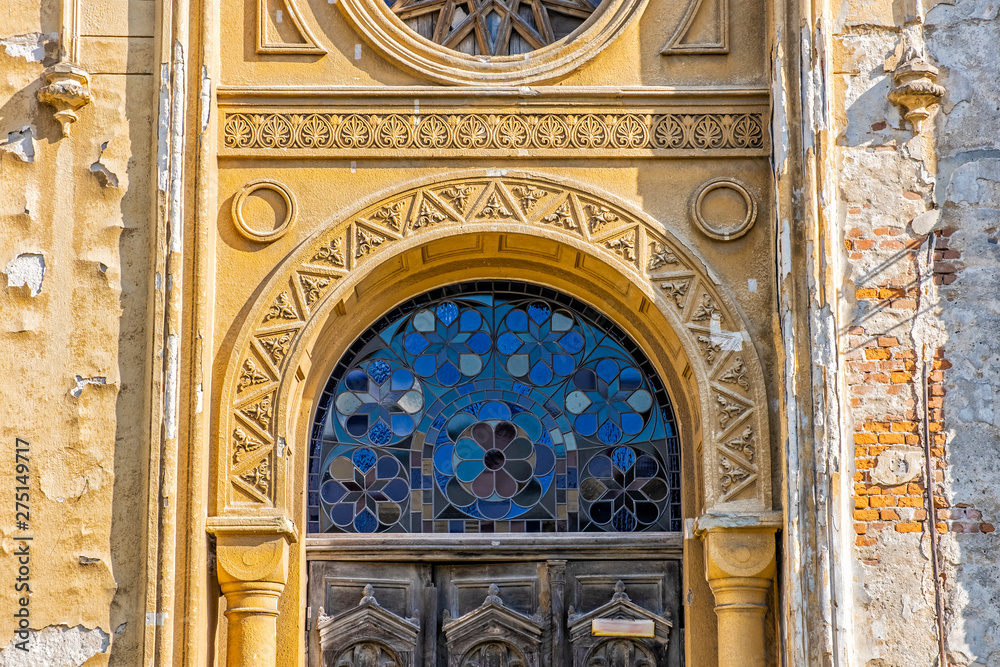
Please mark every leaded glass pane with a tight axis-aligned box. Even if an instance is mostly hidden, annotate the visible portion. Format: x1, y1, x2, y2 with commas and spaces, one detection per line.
308, 282, 681, 534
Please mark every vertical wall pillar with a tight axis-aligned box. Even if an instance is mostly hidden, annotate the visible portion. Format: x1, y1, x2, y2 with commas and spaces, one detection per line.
214, 532, 292, 667
703, 528, 777, 667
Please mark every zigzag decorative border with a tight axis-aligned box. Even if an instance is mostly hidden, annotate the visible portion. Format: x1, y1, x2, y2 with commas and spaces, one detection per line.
222, 111, 765, 153
223, 175, 768, 510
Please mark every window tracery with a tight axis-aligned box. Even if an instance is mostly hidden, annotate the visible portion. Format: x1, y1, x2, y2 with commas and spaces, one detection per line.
308, 282, 681, 534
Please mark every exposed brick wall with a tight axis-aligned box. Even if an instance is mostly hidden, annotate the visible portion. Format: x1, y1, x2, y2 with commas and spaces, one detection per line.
846, 226, 993, 559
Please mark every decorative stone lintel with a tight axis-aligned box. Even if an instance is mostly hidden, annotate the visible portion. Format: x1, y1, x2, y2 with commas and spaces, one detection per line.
889, 48, 946, 134
210, 517, 296, 667
702, 525, 777, 667
37, 62, 93, 137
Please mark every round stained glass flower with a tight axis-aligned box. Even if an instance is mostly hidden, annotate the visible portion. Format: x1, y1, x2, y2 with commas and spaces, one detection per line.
335, 359, 424, 445
402, 301, 492, 386
322, 448, 410, 532
565, 358, 652, 444
579, 446, 667, 531
496, 301, 584, 385
432, 401, 557, 520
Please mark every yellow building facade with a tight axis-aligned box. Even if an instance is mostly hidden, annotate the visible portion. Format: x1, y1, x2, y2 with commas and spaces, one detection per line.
2, 0, 996, 664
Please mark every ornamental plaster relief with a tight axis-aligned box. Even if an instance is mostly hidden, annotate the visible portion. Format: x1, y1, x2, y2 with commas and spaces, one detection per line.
217, 173, 771, 517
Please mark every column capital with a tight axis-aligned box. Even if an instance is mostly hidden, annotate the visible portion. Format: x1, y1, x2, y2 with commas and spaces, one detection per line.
702, 526, 777, 582
209, 520, 295, 666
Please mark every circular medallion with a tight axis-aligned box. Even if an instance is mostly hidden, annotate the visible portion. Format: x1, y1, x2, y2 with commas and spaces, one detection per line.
335, 0, 648, 85
231, 179, 296, 243
691, 178, 757, 241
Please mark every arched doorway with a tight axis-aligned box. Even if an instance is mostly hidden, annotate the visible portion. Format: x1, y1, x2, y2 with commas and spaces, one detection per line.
208, 172, 777, 667
307, 281, 683, 664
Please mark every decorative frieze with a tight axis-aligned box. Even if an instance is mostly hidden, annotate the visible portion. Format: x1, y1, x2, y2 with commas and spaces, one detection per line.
222, 111, 765, 154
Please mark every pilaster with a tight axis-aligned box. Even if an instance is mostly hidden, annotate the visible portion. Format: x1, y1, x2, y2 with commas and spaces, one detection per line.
703, 527, 777, 667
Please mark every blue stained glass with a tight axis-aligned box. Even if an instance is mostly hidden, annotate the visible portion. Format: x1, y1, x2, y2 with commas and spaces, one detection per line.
309, 282, 680, 535
369, 360, 390, 384
369, 422, 391, 445
437, 301, 459, 325
353, 448, 377, 472
354, 509, 378, 533
598, 420, 622, 444
612, 446, 636, 472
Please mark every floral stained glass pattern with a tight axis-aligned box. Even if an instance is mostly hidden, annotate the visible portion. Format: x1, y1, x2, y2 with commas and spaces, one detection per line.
308, 282, 681, 534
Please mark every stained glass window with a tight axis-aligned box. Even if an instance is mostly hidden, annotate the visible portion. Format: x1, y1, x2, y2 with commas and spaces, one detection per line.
308, 282, 681, 534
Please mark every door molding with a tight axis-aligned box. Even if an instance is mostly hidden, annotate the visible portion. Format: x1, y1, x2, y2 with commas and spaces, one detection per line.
208, 169, 778, 666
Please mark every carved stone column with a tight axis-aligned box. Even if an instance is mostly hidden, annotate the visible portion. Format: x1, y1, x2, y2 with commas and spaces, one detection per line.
214, 532, 292, 667
703, 528, 776, 667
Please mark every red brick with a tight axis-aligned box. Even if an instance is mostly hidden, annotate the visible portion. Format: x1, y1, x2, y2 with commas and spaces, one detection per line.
854, 239, 876, 250
854, 433, 877, 445
856, 536, 877, 547
981, 523, 995, 533
857, 458, 875, 469
880, 509, 900, 521
899, 497, 924, 508
877, 337, 899, 347
896, 522, 922, 533
865, 421, 891, 433
848, 326, 865, 334
855, 497, 870, 509
856, 288, 879, 300
854, 510, 879, 521
891, 421, 918, 432
870, 496, 896, 508
890, 372, 913, 384
866, 348, 891, 360
854, 523, 867, 534
878, 434, 905, 444
933, 359, 953, 370
879, 240, 905, 250
907, 483, 924, 495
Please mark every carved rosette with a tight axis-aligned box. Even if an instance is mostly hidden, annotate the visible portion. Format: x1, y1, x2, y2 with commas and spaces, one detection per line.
220, 173, 770, 514
37, 63, 93, 137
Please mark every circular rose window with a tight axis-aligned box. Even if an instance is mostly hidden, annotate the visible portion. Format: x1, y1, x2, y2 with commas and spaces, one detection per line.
337, 0, 647, 85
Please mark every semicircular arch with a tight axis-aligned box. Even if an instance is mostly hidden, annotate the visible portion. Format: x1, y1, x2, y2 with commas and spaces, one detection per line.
216, 170, 771, 524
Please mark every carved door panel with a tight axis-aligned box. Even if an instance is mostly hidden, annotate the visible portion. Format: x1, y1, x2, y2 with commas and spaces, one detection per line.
436, 562, 549, 667
307, 561, 432, 666
565, 560, 682, 666
307, 558, 682, 667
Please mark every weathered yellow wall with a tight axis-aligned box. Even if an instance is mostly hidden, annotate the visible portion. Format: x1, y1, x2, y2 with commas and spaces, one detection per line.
0, 1, 154, 664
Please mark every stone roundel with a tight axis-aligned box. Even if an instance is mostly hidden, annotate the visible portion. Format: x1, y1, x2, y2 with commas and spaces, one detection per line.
231, 178, 297, 243
691, 178, 757, 242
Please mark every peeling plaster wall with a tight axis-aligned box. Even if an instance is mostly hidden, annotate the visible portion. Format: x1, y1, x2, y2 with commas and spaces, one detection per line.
924, 4, 1000, 664
832, 0, 1000, 664
0, 2, 154, 665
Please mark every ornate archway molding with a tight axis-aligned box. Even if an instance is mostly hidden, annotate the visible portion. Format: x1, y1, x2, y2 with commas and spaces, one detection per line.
207, 170, 778, 666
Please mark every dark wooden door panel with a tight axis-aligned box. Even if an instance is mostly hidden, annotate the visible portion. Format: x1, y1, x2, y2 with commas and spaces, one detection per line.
307, 557, 683, 667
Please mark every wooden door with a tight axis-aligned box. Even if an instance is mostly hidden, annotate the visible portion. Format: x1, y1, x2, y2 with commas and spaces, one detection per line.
308, 555, 682, 666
